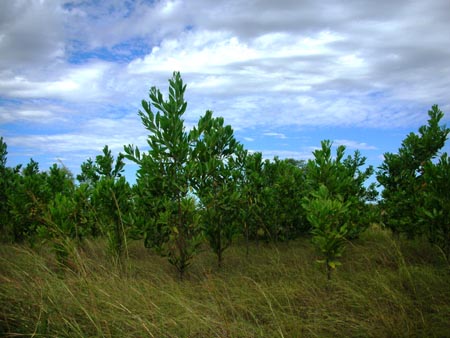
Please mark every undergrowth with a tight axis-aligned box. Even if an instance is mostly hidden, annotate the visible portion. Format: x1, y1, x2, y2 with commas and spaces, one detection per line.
1, 227, 449, 337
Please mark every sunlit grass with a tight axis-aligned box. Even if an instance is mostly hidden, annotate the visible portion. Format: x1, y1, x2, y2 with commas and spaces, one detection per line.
1, 227, 449, 337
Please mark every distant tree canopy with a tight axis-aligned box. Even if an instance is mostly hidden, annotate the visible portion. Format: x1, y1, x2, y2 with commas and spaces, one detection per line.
1, 74, 449, 278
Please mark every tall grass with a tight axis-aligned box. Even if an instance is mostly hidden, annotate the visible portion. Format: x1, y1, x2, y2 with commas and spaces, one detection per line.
1, 227, 449, 337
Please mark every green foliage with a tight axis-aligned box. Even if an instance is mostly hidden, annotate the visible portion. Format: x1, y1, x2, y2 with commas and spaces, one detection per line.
239, 156, 308, 244
124, 71, 203, 278
306, 140, 377, 238
43, 194, 80, 239
303, 185, 350, 280
77, 158, 99, 185
194, 110, 243, 267
92, 177, 132, 263
95, 145, 125, 179
0, 138, 22, 241
0, 140, 76, 244
77, 145, 125, 185
0, 136, 7, 169
81, 146, 131, 262
261, 157, 308, 241
157, 197, 204, 279
4, 73, 449, 295
240, 151, 265, 253
420, 153, 450, 259
377, 105, 449, 239
7, 159, 49, 243
47, 163, 75, 198
38, 193, 83, 266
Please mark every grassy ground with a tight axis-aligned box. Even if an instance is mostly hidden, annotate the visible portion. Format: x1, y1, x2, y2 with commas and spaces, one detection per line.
1, 226, 449, 337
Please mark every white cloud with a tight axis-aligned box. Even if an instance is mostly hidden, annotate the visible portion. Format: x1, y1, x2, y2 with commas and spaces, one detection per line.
0, 62, 113, 100
0, 0, 66, 69
263, 132, 287, 139
127, 31, 258, 74
4, 111, 148, 171
334, 139, 377, 150
0, 108, 61, 124
2, 0, 448, 128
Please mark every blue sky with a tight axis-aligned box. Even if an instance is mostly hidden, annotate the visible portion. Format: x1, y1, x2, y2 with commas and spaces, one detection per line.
1, 0, 450, 185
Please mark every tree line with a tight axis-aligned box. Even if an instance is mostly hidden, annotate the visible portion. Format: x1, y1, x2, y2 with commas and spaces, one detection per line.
1, 72, 448, 279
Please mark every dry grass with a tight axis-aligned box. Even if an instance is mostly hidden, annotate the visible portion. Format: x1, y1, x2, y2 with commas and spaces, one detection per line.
1, 227, 449, 337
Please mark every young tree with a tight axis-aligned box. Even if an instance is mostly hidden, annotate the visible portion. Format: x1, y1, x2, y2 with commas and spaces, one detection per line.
194, 110, 243, 267
8, 159, 49, 243
38, 193, 82, 267
77, 158, 100, 186
124, 72, 203, 279
0, 138, 21, 242
240, 151, 265, 255
377, 105, 449, 239
267, 158, 308, 240
83, 145, 131, 263
302, 185, 350, 280
420, 153, 450, 259
243, 157, 308, 244
306, 140, 376, 238
93, 176, 132, 263
47, 163, 75, 199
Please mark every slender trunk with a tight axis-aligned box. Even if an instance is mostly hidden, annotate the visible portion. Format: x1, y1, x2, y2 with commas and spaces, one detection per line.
217, 230, 222, 268
179, 267, 184, 281
445, 238, 449, 262
177, 194, 186, 280
392, 230, 400, 241
218, 250, 222, 268
245, 221, 249, 257
326, 259, 331, 281
177, 195, 182, 232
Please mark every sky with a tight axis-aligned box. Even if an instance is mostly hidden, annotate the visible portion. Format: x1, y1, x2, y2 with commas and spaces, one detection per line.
1, 0, 450, 185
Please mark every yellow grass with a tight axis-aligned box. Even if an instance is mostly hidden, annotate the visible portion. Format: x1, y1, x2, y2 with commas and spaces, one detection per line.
1, 226, 449, 337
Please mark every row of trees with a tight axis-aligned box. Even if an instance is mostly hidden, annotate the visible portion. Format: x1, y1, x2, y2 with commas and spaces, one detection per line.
1, 73, 448, 279
377, 105, 450, 259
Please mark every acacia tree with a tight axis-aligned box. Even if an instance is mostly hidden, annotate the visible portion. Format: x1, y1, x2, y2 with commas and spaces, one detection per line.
47, 163, 74, 199
0, 136, 77, 246
377, 105, 449, 239
240, 151, 265, 255
37, 164, 79, 265
302, 185, 350, 280
78, 145, 132, 263
39, 193, 81, 267
38, 147, 127, 266
306, 140, 377, 238
194, 110, 243, 267
420, 153, 450, 259
124, 72, 203, 279
0, 138, 22, 242
7, 159, 50, 243
241, 157, 305, 244
265, 158, 308, 240
302, 140, 376, 279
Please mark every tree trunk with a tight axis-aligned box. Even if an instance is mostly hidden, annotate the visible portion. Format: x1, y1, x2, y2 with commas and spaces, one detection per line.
217, 231, 222, 268
326, 259, 331, 281
245, 221, 249, 257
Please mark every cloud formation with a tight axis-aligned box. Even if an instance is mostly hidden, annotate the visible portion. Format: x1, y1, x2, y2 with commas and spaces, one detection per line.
1, 0, 449, 176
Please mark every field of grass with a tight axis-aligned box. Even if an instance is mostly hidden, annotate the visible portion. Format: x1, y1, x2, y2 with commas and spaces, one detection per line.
1, 226, 449, 337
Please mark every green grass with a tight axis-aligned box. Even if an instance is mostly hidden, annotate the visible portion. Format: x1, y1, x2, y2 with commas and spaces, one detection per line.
1, 227, 449, 337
